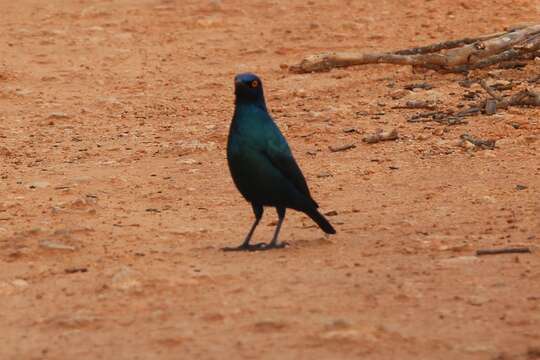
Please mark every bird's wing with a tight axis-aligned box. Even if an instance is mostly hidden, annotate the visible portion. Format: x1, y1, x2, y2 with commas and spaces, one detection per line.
263, 123, 318, 207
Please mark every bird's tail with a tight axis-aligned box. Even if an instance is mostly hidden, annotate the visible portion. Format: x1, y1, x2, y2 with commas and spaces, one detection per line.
305, 208, 336, 234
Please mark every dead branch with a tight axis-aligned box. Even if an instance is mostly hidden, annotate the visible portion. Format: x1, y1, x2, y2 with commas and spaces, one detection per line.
329, 143, 355, 152
408, 87, 540, 124
476, 247, 531, 256
478, 80, 502, 101
290, 24, 540, 73
476, 89, 540, 110
460, 134, 496, 150
362, 128, 399, 143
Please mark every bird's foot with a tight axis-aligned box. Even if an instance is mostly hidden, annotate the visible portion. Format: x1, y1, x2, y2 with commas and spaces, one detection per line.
258, 241, 289, 251
222, 241, 289, 252
222, 242, 267, 252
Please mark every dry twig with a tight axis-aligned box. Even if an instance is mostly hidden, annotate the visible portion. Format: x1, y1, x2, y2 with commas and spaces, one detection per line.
476, 247, 531, 256
460, 134, 496, 150
362, 129, 399, 143
329, 143, 356, 152
290, 24, 540, 73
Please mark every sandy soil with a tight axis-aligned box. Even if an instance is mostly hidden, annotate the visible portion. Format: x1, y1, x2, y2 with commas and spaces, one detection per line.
1, 0, 539, 359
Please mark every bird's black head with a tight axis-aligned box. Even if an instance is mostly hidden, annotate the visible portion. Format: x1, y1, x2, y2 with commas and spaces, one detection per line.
234, 72, 266, 106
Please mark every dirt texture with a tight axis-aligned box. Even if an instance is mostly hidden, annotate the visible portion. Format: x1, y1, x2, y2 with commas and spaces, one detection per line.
1, 0, 539, 359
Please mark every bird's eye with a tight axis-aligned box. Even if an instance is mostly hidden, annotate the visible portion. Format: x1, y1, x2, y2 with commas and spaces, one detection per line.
251, 80, 258, 88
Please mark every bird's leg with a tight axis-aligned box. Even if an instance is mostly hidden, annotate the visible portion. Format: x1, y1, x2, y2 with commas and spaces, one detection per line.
222, 204, 266, 251
262, 207, 288, 250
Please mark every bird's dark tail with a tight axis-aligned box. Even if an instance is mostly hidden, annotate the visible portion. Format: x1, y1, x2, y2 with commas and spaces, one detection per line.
305, 208, 336, 234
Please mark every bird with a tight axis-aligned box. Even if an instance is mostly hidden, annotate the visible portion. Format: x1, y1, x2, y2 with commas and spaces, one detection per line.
224, 72, 336, 251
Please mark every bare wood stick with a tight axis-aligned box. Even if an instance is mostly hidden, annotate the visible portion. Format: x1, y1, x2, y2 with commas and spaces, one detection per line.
452, 49, 539, 72
329, 143, 355, 152
505, 89, 540, 107
395, 28, 524, 55
460, 133, 496, 149
290, 24, 540, 73
477, 89, 540, 110
476, 247, 531, 256
478, 79, 502, 101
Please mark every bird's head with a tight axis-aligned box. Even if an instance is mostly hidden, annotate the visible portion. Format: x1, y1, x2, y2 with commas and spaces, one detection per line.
234, 72, 265, 105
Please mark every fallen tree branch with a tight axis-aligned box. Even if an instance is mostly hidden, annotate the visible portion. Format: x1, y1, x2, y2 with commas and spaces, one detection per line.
460, 134, 496, 150
476, 89, 540, 110
290, 24, 540, 73
478, 79, 502, 101
408, 88, 540, 124
476, 247, 531, 256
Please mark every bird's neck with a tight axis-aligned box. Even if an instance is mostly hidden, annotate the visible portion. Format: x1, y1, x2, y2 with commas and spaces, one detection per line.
234, 97, 267, 112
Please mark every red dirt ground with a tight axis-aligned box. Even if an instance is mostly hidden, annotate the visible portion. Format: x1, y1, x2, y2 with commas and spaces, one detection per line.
1, 0, 539, 359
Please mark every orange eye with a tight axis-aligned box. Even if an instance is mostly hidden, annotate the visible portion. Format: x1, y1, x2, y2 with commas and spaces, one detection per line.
251, 80, 258, 88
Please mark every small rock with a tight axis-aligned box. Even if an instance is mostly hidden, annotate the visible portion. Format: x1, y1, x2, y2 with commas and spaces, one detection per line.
195, 16, 224, 28
177, 158, 200, 165
65, 267, 88, 274
11, 279, 29, 288
432, 127, 445, 136
515, 184, 528, 191
49, 311, 99, 329
325, 210, 338, 216
406, 89, 443, 103
467, 295, 490, 306
404, 100, 436, 110
39, 240, 76, 251
177, 140, 216, 153
72, 176, 92, 184
459, 134, 496, 150
27, 181, 50, 189
48, 112, 70, 119
253, 320, 287, 332
496, 137, 514, 148
293, 89, 307, 98
363, 129, 398, 144
481, 195, 497, 204
308, 110, 323, 118
490, 79, 512, 90
404, 82, 433, 91
329, 143, 355, 152
389, 89, 409, 100
70, 198, 94, 209
485, 99, 497, 115
97, 96, 121, 106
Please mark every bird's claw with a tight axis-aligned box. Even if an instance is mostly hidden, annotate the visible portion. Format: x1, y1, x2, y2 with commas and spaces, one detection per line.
222, 242, 267, 252
260, 241, 288, 250
222, 241, 289, 252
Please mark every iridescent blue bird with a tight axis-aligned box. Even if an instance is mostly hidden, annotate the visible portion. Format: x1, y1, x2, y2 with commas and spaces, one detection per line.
225, 73, 336, 251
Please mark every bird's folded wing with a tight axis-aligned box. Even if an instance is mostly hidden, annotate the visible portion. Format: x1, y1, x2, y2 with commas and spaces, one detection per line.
264, 138, 318, 207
